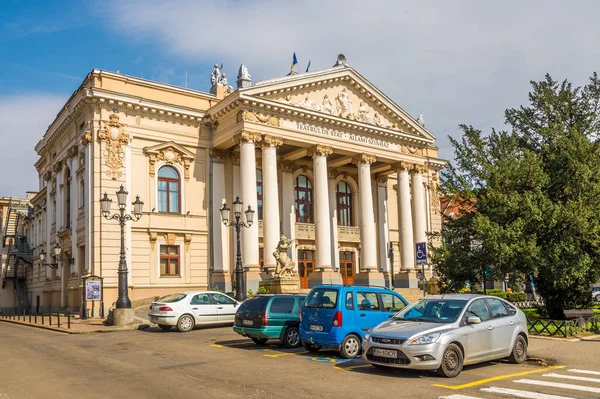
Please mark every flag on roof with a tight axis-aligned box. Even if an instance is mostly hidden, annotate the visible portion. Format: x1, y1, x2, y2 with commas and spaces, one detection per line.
288, 52, 298, 75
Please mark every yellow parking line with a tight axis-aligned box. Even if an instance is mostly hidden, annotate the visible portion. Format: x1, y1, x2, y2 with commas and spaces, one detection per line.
211, 344, 224, 348
336, 365, 372, 371
433, 365, 564, 390
264, 353, 293, 358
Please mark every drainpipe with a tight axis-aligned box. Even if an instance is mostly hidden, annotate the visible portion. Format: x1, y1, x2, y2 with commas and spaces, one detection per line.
208, 122, 214, 290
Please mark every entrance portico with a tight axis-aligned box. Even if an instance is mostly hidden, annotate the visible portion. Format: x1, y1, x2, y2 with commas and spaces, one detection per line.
208, 61, 445, 290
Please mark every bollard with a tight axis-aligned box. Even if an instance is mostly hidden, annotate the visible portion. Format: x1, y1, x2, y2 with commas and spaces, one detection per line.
67, 311, 71, 329
29, 312, 31, 323
49, 313, 52, 326
35, 313, 37, 324
42, 313, 44, 325
57, 312, 61, 328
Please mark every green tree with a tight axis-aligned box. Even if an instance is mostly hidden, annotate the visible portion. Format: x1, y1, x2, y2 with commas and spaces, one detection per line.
432, 73, 600, 318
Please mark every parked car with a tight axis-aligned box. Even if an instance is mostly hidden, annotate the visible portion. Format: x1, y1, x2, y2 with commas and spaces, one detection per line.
148, 291, 240, 332
592, 286, 600, 303
233, 294, 306, 347
300, 285, 408, 358
362, 294, 528, 378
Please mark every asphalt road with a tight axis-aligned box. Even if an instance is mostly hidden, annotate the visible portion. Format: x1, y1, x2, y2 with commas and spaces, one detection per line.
0, 322, 599, 399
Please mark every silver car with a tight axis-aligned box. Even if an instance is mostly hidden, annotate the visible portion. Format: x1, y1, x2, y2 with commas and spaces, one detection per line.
362, 294, 528, 377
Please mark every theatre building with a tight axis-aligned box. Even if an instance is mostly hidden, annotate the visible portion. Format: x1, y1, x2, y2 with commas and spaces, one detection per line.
2, 55, 445, 312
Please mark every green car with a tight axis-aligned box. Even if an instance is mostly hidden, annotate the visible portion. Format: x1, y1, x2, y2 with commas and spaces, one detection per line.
233, 294, 306, 347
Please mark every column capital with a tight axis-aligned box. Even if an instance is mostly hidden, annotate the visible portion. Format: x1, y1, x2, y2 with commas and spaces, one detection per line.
308, 145, 333, 158
410, 164, 428, 174
393, 161, 414, 171
278, 160, 295, 172
67, 145, 79, 159
210, 149, 228, 163
352, 153, 377, 165
262, 135, 283, 148
233, 130, 262, 145
376, 174, 389, 185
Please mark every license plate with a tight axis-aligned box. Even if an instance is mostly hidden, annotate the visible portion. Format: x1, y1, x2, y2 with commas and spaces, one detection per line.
373, 348, 397, 358
310, 325, 323, 331
243, 319, 253, 326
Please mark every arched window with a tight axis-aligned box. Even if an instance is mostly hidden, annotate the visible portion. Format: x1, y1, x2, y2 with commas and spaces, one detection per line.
158, 166, 180, 213
295, 175, 313, 223
336, 181, 353, 226
256, 169, 263, 220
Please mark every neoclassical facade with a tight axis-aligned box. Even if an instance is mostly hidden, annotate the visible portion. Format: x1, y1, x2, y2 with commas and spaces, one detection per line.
16, 56, 444, 312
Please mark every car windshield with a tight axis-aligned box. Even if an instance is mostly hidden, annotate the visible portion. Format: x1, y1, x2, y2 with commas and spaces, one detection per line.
305, 289, 338, 309
158, 293, 187, 303
392, 299, 467, 323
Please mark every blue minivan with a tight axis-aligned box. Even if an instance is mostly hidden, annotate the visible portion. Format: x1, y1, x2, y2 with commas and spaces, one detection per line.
300, 285, 408, 358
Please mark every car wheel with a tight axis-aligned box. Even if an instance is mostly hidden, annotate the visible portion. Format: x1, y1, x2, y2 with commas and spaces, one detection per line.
251, 337, 268, 345
158, 324, 172, 331
438, 343, 464, 378
302, 341, 321, 353
508, 335, 528, 364
282, 327, 301, 348
340, 334, 361, 359
176, 314, 195, 333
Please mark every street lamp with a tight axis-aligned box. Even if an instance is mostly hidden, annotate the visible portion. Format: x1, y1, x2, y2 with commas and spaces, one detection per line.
100, 185, 144, 309
39, 243, 63, 269
387, 242, 395, 289
220, 196, 254, 302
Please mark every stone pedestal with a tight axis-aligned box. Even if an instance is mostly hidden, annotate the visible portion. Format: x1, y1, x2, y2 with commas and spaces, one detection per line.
382, 271, 394, 289
308, 270, 343, 288
259, 277, 300, 294
354, 270, 386, 287
211, 271, 232, 293
396, 271, 419, 289
112, 308, 136, 326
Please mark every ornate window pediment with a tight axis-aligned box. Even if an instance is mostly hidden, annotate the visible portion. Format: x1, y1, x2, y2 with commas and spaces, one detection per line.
143, 141, 195, 181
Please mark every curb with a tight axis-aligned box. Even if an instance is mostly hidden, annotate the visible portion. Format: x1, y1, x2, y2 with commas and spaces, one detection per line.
0, 318, 144, 334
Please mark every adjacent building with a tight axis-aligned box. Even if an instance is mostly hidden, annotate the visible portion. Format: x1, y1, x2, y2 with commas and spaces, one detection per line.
0, 55, 446, 313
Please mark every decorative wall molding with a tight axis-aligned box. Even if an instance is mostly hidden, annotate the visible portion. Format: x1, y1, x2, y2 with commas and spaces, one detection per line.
184, 234, 192, 252
149, 232, 157, 250
165, 233, 177, 246
401, 145, 426, 156
143, 141, 195, 181
98, 113, 130, 180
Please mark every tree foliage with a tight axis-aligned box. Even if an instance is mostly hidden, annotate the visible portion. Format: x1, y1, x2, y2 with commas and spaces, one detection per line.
431, 73, 600, 318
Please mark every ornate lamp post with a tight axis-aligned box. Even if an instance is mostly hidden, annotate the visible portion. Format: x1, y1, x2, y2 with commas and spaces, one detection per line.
100, 185, 144, 309
219, 196, 255, 302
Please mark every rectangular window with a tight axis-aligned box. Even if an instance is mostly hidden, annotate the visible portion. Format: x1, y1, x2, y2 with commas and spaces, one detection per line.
52, 199, 56, 224
160, 245, 180, 276
269, 297, 295, 314
379, 293, 406, 312
79, 180, 85, 208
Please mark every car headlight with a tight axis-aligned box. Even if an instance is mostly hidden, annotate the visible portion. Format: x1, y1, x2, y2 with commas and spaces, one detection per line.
407, 333, 440, 345
364, 332, 371, 341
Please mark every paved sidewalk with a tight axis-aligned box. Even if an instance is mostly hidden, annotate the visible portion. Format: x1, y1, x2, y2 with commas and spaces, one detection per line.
0, 314, 147, 334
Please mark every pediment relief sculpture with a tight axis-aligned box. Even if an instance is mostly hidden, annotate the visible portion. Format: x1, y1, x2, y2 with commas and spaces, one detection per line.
98, 113, 130, 180
280, 87, 397, 130
144, 141, 195, 181
237, 110, 280, 127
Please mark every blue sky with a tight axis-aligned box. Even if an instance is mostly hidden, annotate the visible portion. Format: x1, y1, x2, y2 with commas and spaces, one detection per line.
3, 0, 600, 195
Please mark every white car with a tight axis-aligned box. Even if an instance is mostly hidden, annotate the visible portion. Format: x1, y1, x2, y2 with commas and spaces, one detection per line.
148, 291, 240, 332
593, 286, 600, 303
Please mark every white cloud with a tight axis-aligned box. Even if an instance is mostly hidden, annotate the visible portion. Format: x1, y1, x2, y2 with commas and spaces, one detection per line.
0, 95, 65, 196
99, 0, 600, 160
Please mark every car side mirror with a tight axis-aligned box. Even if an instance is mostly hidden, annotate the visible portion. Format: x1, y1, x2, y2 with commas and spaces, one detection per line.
467, 316, 481, 324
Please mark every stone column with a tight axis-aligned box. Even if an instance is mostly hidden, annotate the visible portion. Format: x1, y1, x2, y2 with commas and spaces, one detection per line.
280, 161, 297, 269
411, 165, 427, 265
44, 171, 53, 281
234, 131, 262, 291
230, 152, 240, 276
261, 135, 283, 270
55, 167, 62, 280
327, 172, 340, 272
211, 149, 231, 292
308, 145, 342, 286
69, 150, 78, 277
376, 175, 392, 287
354, 154, 385, 286
395, 162, 417, 288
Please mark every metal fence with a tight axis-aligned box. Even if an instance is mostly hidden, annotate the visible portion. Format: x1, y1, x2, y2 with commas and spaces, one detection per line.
527, 316, 600, 337
512, 299, 545, 309
0, 307, 72, 329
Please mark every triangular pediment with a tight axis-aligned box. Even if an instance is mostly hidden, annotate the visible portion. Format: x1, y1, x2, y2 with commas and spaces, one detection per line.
240, 66, 435, 142
143, 141, 195, 159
